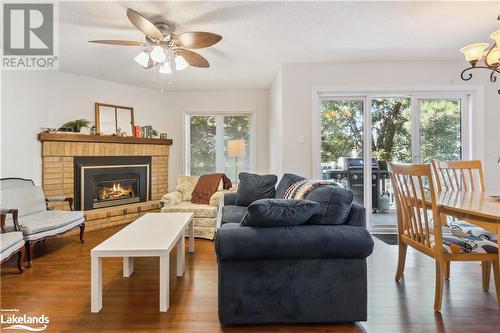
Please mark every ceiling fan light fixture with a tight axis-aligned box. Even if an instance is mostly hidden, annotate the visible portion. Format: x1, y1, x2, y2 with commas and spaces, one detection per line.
175, 55, 189, 71
159, 62, 172, 74
151, 45, 167, 63
134, 51, 151, 68
486, 47, 500, 67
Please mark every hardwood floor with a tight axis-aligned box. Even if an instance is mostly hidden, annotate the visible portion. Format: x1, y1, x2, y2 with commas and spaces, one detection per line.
1, 225, 500, 333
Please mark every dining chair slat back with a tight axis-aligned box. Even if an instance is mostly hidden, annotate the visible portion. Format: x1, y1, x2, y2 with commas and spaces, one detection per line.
431, 160, 485, 192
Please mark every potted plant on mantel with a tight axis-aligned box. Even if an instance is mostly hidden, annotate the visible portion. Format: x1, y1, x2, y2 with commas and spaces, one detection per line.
59, 119, 90, 133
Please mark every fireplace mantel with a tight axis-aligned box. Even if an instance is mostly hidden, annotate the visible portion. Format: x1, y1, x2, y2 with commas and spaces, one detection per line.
39, 132, 173, 145
39, 132, 170, 234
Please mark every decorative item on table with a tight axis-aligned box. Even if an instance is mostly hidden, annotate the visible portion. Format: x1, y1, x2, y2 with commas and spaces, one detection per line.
133, 125, 141, 138
40, 127, 57, 133
90, 126, 97, 136
160, 133, 168, 139
152, 129, 159, 138
116, 127, 127, 137
141, 125, 153, 138
60, 119, 90, 133
227, 139, 246, 184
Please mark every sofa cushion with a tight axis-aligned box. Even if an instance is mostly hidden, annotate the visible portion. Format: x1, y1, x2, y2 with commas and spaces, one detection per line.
161, 201, 216, 218
176, 175, 200, 202
241, 199, 320, 227
305, 186, 353, 225
222, 205, 248, 224
216, 224, 374, 261
1, 185, 46, 218
0, 231, 24, 253
18, 210, 84, 235
235, 173, 277, 206
275, 173, 306, 199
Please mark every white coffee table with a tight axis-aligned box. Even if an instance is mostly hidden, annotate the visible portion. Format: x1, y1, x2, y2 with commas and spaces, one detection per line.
90, 212, 194, 313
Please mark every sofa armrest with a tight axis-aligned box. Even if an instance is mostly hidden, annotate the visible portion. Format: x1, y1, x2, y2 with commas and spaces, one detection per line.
344, 203, 366, 227
46, 197, 74, 211
216, 224, 374, 261
160, 191, 183, 207
0, 209, 20, 232
223, 192, 238, 206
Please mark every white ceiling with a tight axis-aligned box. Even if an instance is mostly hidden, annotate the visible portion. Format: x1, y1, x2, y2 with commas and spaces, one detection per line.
59, 1, 499, 91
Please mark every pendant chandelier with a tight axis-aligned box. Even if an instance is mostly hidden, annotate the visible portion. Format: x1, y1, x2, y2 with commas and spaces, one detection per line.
460, 15, 500, 94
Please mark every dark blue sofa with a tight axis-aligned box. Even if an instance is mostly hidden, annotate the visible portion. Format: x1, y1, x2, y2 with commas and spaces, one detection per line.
215, 186, 374, 325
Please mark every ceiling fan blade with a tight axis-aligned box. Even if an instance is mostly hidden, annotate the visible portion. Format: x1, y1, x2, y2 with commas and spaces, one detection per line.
126, 8, 163, 40
174, 32, 222, 49
89, 40, 145, 46
175, 49, 210, 68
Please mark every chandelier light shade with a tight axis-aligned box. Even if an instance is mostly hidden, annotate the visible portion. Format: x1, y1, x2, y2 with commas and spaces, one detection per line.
459, 16, 500, 94
175, 55, 189, 71
150, 45, 167, 63
134, 51, 151, 68
159, 61, 172, 74
460, 43, 489, 64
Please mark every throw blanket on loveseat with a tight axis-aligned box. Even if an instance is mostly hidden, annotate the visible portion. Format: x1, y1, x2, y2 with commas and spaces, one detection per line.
191, 173, 232, 205
283, 179, 339, 200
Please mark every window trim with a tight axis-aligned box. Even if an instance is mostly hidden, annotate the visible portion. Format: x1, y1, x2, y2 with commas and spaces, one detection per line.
183, 110, 257, 177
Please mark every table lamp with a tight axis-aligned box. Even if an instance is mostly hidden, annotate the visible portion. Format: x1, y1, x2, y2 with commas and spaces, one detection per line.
227, 139, 245, 184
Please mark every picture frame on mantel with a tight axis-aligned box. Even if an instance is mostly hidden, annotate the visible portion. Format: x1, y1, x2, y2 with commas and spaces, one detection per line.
95, 102, 135, 136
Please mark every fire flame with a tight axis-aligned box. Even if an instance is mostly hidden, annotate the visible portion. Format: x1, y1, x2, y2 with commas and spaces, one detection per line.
98, 182, 135, 201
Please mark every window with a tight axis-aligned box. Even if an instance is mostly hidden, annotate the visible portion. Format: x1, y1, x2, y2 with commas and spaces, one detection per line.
185, 114, 252, 182
316, 92, 469, 231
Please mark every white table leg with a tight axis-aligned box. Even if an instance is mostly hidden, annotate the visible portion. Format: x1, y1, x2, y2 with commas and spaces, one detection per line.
91, 257, 102, 313
189, 219, 195, 253
123, 257, 134, 277
177, 235, 185, 277
159, 255, 169, 312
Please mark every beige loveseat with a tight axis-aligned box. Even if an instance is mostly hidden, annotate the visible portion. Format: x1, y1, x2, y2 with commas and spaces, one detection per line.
160, 175, 224, 240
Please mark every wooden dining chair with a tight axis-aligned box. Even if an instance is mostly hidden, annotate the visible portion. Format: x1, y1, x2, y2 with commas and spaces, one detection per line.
431, 160, 495, 284
388, 162, 499, 312
431, 159, 485, 192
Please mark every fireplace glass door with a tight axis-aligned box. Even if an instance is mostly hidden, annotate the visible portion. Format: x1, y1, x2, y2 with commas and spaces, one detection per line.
93, 176, 140, 208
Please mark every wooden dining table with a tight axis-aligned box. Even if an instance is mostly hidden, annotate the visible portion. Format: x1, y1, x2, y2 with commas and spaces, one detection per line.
438, 190, 500, 304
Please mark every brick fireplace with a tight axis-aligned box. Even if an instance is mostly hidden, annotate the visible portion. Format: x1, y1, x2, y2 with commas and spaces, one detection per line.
39, 133, 171, 234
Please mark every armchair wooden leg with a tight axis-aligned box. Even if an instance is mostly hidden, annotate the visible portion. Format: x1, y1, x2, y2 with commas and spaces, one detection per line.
482, 261, 491, 292
395, 242, 407, 281
17, 247, 25, 273
434, 259, 444, 312
444, 261, 450, 280
27, 241, 35, 267
79, 223, 85, 244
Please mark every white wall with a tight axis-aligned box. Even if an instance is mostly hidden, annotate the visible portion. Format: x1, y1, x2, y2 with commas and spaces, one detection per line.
0, 71, 269, 191
272, 61, 500, 189
268, 66, 282, 176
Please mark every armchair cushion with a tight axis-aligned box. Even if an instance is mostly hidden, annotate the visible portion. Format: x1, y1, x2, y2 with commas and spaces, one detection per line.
161, 202, 217, 218
1, 185, 46, 218
176, 175, 200, 202
0, 232, 24, 261
1, 231, 24, 253
18, 211, 84, 235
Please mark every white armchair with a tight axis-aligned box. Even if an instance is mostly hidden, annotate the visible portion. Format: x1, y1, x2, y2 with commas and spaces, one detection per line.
0, 178, 85, 266
160, 175, 224, 240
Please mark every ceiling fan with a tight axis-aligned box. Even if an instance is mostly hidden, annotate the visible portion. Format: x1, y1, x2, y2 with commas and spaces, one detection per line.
89, 8, 222, 74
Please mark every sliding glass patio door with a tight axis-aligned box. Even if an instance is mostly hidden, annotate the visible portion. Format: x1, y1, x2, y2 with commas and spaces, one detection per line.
319, 94, 467, 231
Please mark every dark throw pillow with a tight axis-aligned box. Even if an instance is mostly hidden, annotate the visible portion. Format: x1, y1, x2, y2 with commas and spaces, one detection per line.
235, 172, 278, 206
241, 199, 320, 227
305, 186, 353, 225
275, 173, 306, 199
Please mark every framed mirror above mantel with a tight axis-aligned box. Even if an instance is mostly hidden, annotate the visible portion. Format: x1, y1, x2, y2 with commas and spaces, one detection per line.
95, 103, 134, 136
